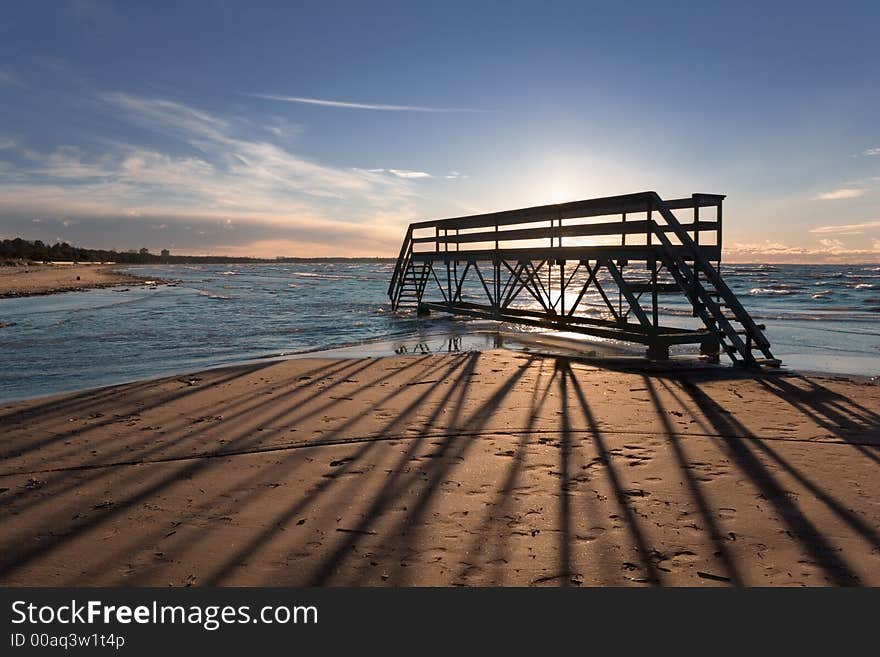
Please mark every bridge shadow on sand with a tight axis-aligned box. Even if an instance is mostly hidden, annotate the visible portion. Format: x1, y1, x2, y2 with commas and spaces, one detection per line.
0, 352, 877, 586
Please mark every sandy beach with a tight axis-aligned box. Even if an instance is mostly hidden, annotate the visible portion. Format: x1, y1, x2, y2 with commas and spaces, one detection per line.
0, 263, 158, 298
0, 350, 877, 586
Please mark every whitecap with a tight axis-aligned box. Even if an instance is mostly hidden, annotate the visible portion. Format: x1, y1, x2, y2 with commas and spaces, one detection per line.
749, 287, 798, 295
197, 290, 232, 300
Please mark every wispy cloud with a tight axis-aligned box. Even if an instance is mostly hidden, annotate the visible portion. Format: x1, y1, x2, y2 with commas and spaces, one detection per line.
727, 240, 813, 256
250, 94, 483, 112
96, 92, 414, 200
368, 168, 432, 179
863, 147, 880, 156
814, 187, 866, 200
0, 92, 437, 254
817, 238, 846, 250
809, 220, 880, 235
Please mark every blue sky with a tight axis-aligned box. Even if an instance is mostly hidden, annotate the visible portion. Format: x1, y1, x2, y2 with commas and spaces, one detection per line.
1, 1, 878, 260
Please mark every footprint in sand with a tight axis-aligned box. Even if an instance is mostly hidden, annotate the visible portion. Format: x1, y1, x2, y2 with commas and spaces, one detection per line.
671, 550, 698, 563
575, 526, 606, 542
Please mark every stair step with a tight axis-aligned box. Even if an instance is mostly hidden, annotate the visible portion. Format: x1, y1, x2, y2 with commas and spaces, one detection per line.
752, 357, 782, 367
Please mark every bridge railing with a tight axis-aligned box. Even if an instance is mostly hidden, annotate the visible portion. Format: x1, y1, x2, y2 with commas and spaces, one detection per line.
405, 191, 723, 259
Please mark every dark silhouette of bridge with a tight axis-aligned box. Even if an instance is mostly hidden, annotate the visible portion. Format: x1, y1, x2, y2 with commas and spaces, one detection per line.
389, 191, 778, 367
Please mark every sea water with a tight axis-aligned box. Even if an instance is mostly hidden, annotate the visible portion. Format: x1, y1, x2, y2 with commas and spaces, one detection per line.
1, 262, 878, 402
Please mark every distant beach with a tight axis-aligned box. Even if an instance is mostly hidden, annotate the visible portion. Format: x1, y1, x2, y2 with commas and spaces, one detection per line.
0, 262, 162, 298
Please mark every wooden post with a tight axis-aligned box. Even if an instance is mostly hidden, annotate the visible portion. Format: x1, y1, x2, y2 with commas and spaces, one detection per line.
620, 210, 626, 315
693, 195, 700, 315
454, 227, 459, 302
560, 259, 565, 315
651, 257, 659, 328
494, 220, 500, 312
445, 228, 451, 307
717, 199, 723, 282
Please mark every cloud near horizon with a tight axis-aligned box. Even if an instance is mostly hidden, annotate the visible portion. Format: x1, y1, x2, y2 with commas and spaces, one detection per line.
725, 238, 880, 263
814, 187, 866, 200
809, 220, 880, 235
0, 92, 437, 255
1, 88, 876, 260
1, 209, 402, 257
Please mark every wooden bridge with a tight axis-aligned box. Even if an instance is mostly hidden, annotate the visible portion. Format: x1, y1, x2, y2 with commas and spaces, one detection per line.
388, 191, 779, 367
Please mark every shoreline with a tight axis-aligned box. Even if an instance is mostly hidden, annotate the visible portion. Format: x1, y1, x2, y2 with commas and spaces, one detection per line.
0, 263, 166, 298
0, 330, 876, 407
1, 349, 877, 586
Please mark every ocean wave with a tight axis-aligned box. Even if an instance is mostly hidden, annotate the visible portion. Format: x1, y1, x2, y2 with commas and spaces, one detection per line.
730, 265, 779, 273
812, 290, 833, 299
749, 311, 879, 322
289, 272, 363, 280
197, 290, 234, 300
749, 287, 799, 296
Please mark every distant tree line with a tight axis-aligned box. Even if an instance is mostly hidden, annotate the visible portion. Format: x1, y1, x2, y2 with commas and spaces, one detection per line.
1, 237, 393, 264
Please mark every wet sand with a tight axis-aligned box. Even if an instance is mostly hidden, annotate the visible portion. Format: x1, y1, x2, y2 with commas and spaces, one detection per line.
0, 351, 878, 586
0, 263, 156, 297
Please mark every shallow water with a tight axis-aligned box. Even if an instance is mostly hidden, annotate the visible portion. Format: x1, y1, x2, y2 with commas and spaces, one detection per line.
1, 262, 878, 402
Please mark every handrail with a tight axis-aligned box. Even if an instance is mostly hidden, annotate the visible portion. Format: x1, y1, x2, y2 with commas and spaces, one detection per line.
647, 192, 769, 352
388, 225, 414, 298
398, 193, 720, 260
408, 191, 723, 231
411, 220, 719, 246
